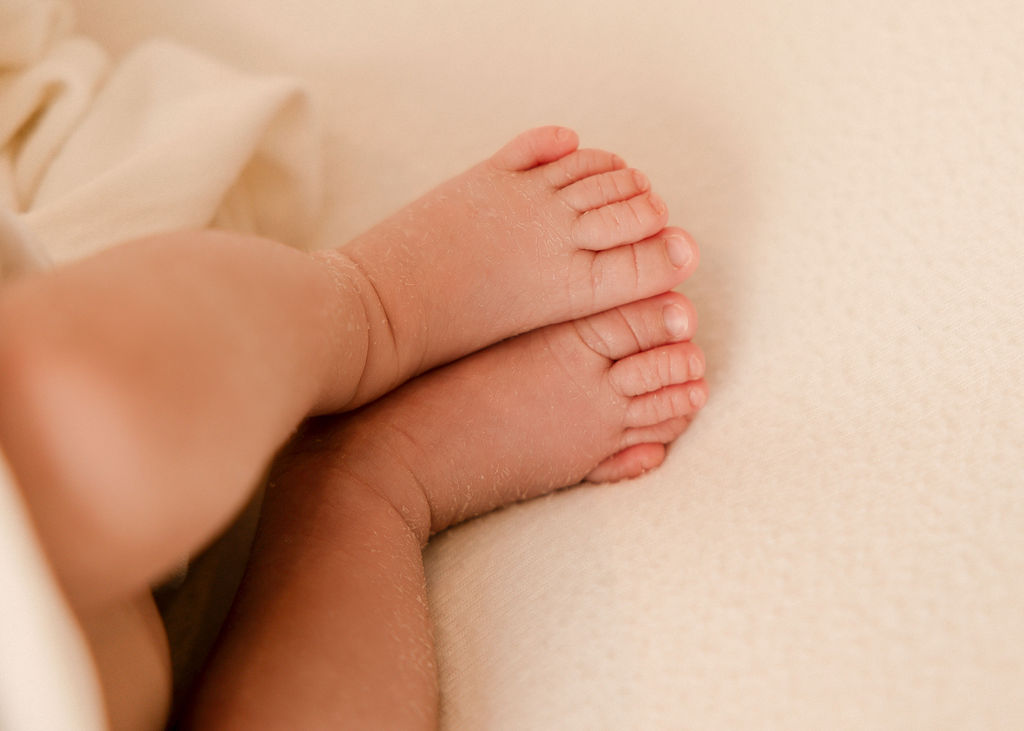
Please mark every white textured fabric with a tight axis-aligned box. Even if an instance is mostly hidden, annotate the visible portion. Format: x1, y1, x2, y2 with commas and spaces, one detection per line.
0, 2, 321, 726
10, 0, 1024, 727
0, 395, 105, 731
0, 0, 321, 269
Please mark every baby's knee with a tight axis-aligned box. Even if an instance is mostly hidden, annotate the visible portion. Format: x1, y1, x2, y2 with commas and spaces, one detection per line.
0, 305, 171, 606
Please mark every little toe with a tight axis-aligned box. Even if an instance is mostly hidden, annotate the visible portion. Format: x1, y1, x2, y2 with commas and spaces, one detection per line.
584, 443, 666, 483
624, 379, 708, 427
541, 148, 627, 187
573, 291, 697, 361
609, 342, 705, 397
560, 168, 651, 212
572, 191, 669, 250
573, 227, 699, 314
490, 126, 580, 171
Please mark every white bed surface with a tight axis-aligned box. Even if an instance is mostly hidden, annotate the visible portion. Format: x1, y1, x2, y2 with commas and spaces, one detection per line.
68, 1, 1024, 727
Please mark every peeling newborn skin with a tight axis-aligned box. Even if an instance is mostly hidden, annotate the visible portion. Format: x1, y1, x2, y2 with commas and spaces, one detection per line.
286, 289, 707, 542
315, 126, 697, 408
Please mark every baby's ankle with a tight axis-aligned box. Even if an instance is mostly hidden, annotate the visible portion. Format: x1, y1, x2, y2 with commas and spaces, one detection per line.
307, 249, 413, 411
275, 417, 435, 544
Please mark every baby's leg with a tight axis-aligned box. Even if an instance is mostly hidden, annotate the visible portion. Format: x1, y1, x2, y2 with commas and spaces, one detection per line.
187, 291, 706, 728
0, 126, 693, 727
0, 127, 692, 609
191, 446, 439, 729
0, 231, 352, 728
0, 230, 362, 608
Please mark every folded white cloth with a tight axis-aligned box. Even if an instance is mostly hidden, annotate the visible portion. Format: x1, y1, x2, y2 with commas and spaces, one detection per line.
0, 1, 323, 726
0, 368, 105, 731
1, 0, 321, 273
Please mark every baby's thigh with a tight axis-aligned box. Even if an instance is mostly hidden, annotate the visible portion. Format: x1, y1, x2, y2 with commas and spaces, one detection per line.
79, 593, 171, 731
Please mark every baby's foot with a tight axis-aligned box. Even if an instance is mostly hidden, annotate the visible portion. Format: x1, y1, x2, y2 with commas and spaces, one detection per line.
285, 290, 707, 539
317, 126, 696, 407
186, 292, 705, 727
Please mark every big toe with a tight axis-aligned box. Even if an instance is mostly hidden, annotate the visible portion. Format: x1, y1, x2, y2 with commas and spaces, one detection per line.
573, 290, 698, 360
570, 227, 699, 318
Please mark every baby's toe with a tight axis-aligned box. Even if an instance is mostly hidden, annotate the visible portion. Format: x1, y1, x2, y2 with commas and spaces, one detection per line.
573, 291, 697, 361
584, 443, 667, 483
609, 342, 705, 397
490, 126, 580, 171
541, 148, 627, 188
572, 191, 669, 250
571, 227, 699, 315
620, 416, 693, 450
624, 380, 708, 427
559, 168, 651, 212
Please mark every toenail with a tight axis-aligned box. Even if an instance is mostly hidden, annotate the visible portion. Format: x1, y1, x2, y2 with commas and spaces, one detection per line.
649, 192, 667, 215
667, 236, 691, 268
663, 304, 689, 338
689, 387, 707, 408
555, 127, 573, 143
633, 170, 650, 190
689, 354, 704, 378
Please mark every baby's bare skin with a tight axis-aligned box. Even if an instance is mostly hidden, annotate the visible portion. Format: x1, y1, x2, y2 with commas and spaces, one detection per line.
317, 125, 692, 408
190, 291, 706, 729
0, 127, 701, 729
